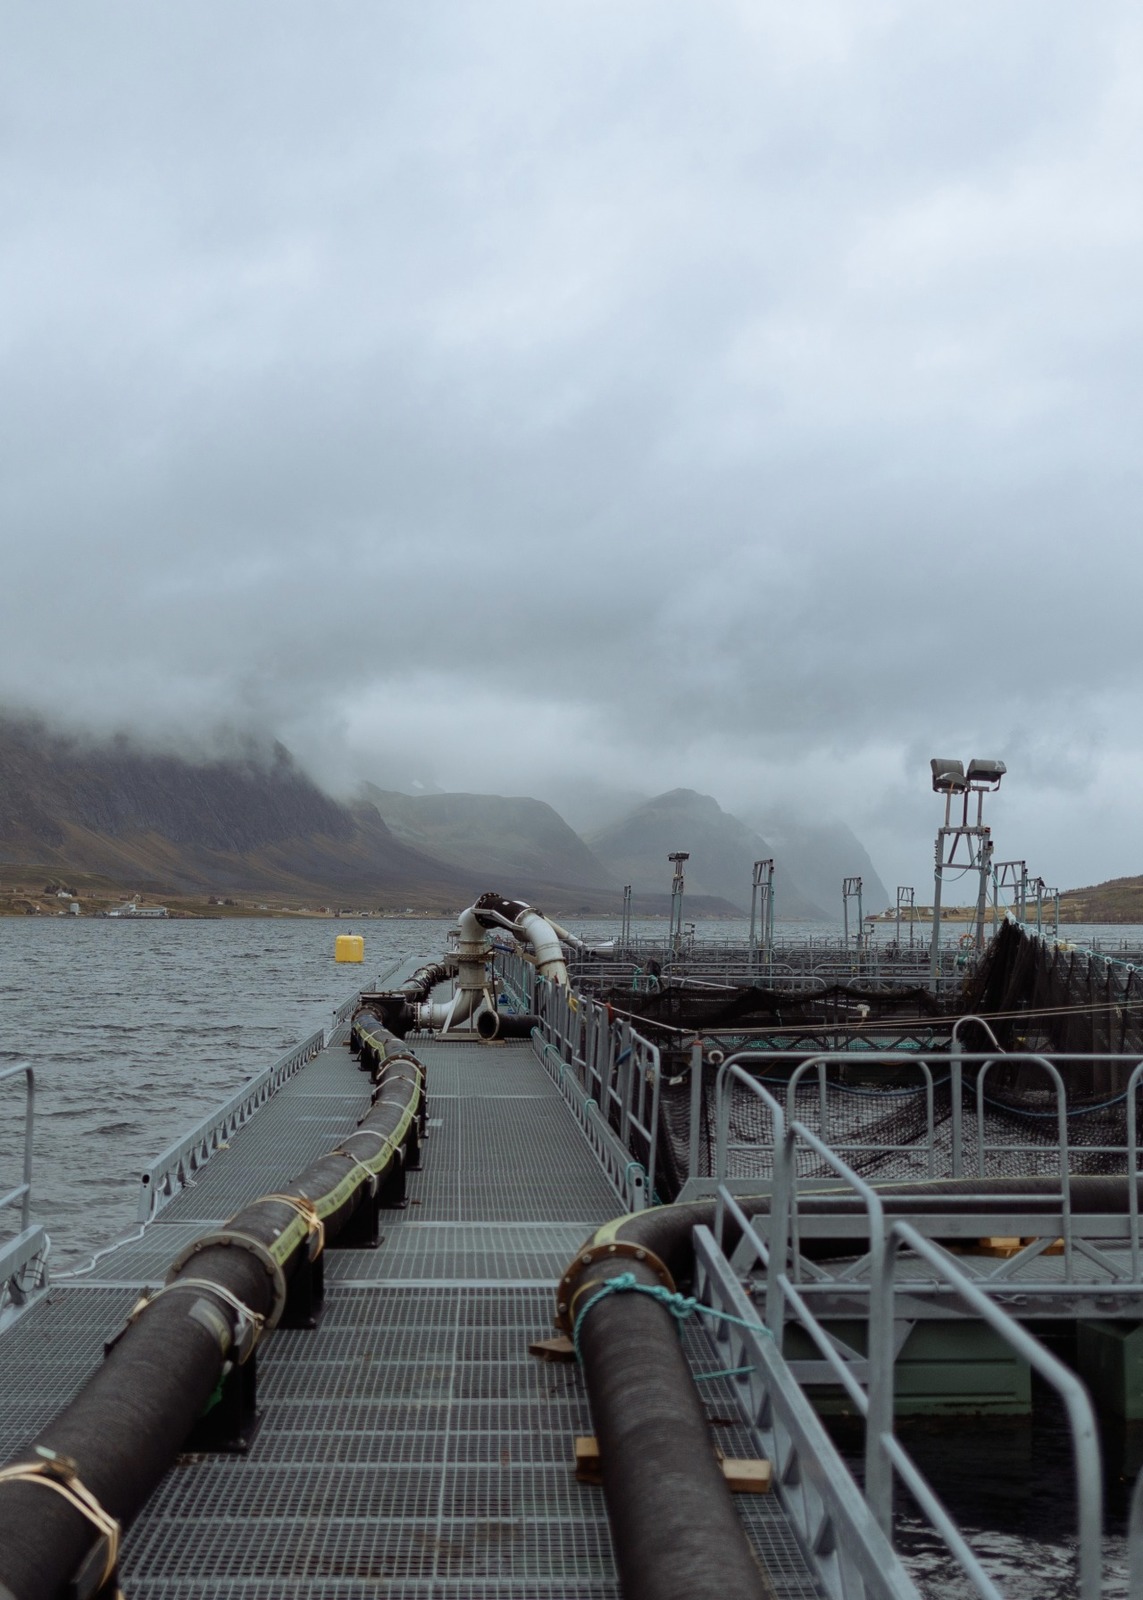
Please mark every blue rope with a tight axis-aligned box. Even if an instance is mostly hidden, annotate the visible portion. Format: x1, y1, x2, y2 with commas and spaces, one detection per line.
571, 1270, 772, 1367
980, 1088, 1131, 1118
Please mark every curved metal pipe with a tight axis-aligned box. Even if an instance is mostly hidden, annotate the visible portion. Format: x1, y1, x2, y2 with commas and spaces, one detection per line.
472, 892, 569, 984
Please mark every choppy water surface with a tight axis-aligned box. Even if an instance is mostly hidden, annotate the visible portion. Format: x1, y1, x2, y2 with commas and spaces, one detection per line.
1, 912, 1138, 1598
0, 916, 455, 1268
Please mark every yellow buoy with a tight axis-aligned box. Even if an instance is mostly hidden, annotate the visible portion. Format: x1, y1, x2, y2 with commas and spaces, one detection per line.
335, 934, 364, 963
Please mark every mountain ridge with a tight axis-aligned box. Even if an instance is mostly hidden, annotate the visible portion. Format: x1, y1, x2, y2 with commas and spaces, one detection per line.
0, 715, 891, 919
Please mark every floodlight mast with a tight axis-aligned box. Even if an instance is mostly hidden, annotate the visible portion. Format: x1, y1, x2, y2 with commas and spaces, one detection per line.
842, 877, 863, 949
929, 757, 1006, 985
668, 852, 689, 954
896, 886, 915, 947
748, 858, 775, 969
993, 860, 1028, 925
620, 885, 633, 948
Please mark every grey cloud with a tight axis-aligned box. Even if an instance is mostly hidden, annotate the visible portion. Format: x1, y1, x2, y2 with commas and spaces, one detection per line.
2, 2, 1143, 895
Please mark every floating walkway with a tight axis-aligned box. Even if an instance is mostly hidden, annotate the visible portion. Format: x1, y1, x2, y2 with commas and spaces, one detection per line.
0, 994, 824, 1597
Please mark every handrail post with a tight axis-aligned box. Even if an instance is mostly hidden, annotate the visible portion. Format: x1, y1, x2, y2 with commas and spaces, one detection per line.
0, 1064, 35, 1237
865, 1216, 895, 1537
766, 1116, 792, 1338
688, 1037, 704, 1181
1129, 1061, 1143, 1278
949, 1036, 963, 1180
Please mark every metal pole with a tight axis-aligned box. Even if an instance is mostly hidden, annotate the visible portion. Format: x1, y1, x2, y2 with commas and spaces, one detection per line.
687, 1038, 704, 1181
668, 854, 688, 956
974, 831, 991, 952
765, 866, 774, 964
930, 829, 945, 987
843, 877, 863, 950
949, 1037, 963, 1180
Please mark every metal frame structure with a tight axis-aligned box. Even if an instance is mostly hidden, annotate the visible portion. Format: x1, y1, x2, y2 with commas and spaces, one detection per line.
702, 1070, 1103, 1600
842, 876, 863, 948
929, 759, 1004, 983
895, 886, 915, 947
749, 858, 775, 968
0, 1063, 47, 1325
668, 851, 689, 954
531, 981, 659, 1210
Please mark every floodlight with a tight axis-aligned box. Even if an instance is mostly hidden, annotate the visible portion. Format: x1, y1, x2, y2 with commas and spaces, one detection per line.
930, 758, 967, 793
668, 851, 690, 863
966, 758, 1006, 788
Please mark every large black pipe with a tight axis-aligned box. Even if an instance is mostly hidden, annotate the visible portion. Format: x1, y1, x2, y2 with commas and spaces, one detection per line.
0, 1036, 424, 1600
475, 1008, 539, 1041
574, 1254, 776, 1600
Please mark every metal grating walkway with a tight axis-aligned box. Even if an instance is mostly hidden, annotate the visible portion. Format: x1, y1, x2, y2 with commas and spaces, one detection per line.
1, 1027, 824, 1598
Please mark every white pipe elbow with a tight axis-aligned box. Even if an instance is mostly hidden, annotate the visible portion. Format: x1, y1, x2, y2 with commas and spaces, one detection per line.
516, 909, 568, 986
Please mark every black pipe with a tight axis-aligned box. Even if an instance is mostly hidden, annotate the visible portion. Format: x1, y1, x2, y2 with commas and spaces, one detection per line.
475, 1008, 539, 1041
401, 961, 452, 1001
0, 1043, 425, 1600
574, 1254, 776, 1600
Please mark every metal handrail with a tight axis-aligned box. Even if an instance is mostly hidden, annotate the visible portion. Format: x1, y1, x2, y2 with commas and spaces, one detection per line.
952, 1014, 1004, 1051
975, 1056, 1072, 1268
0, 1062, 35, 1237
784, 1054, 937, 1179
711, 1056, 1104, 1599
875, 1224, 1103, 1600
714, 1063, 893, 1520
137, 1027, 324, 1220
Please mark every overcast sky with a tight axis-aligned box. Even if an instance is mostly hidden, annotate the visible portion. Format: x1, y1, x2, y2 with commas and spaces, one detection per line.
2, 3, 1142, 894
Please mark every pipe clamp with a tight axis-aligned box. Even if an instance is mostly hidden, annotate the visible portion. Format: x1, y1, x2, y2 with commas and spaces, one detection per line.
167, 1231, 288, 1331
556, 1239, 676, 1334
264, 1193, 326, 1261
0, 1450, 120, 1595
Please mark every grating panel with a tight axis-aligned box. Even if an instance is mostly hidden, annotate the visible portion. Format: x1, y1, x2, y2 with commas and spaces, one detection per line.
327, 1223, 588, 1284
272, 1044, 371, 1096
123, 1515, 617, 1583
127, 1584, 617, 1599
0, 1287, 138, 1360
406, 1100, 617, 1221
245, 1420, 584, 1468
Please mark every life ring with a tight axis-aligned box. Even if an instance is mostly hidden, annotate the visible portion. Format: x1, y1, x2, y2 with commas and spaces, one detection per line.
958, 933, 975, 949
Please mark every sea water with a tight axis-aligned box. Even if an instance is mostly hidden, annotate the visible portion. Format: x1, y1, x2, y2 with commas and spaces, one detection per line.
0, 912, 1137, 1598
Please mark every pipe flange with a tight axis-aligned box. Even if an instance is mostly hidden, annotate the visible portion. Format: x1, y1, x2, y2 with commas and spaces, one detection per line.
555, 1239, 676, 1335
167, 1230, 288, 1331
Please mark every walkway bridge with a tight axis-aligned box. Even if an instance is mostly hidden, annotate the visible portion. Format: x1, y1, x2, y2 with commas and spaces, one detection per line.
0, 951, 1127, 1600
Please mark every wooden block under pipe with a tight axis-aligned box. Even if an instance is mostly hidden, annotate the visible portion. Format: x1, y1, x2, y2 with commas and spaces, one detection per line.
530, 1335, 576, 1362
574, 1435, 770, 1493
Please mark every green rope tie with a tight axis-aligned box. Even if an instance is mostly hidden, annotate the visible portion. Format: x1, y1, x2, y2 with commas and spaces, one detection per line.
571, 1269, 772, 1379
